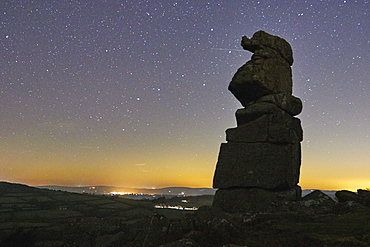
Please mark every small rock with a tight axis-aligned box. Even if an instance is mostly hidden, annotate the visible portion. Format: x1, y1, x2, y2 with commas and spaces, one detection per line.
336, 190, 362, 203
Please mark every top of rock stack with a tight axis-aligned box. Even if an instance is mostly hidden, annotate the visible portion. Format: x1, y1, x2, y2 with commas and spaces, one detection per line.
241, 30, 293, 66
228, 31, 295, 107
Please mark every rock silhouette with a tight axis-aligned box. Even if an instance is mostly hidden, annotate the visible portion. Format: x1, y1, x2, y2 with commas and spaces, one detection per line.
213, 31, 303, 212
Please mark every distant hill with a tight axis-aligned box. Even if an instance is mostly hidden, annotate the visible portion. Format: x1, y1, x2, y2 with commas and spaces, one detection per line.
0, 181, 212, 246
37, 185, 217, 196
38, 185, 338, 199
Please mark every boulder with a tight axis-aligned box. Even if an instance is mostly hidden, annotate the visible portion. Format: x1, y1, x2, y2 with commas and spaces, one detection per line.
228, 31, 294, 107
227, 108, 302, 144
357, 189, 370, 206
335, 189, 370, 206
335, 190, 362, 203
357, 189, 370, 199
286, 190, 337, 214
301, 190, 336, 208
235, 102, 280, 125
213, 142, 301, 190
241, 30, 293, 66
256, 93, 303, 116
212, 186, 301, 213
229, 58, 292, 106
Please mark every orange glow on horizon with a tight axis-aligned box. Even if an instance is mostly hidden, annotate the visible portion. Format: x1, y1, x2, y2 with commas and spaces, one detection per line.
2, 143, 369, 191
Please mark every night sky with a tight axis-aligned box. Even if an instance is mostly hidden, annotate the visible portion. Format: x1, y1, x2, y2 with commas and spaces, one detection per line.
1, 0, 369, 190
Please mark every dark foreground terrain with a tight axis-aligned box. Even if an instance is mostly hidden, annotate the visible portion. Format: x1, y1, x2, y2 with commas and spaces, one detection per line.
0, 182, 369, 247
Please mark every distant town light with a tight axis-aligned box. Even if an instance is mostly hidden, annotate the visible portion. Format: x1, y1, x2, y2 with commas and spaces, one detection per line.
110, 191, 131, 195
154, 204, 198, 211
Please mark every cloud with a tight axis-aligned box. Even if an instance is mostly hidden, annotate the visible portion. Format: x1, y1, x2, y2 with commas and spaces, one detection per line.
135, 163, 146, 166
135, 163, 152, 173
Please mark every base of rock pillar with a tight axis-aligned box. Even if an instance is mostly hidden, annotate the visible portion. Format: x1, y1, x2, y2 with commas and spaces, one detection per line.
212, 186, 302, 213
213, 142, 301, 189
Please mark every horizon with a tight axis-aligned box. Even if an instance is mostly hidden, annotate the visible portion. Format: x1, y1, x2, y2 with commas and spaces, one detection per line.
1, 180, 362, 193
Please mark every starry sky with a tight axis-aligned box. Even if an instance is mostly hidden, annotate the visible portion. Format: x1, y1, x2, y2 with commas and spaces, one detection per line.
1, 0, 369, 190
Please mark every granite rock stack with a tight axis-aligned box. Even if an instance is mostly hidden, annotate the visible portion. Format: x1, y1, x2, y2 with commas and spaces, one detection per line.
212, 31, 303, 212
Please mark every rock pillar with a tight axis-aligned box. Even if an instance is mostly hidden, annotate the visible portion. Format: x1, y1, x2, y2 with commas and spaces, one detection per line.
212, 31, 303, 212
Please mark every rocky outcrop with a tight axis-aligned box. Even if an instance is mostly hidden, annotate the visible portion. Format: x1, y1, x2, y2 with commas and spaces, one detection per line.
358, 189, 370, 202
296, 190, 336, 214
336, 190, 360, 203
336, 189, 370, 206
212, 31, 303, 212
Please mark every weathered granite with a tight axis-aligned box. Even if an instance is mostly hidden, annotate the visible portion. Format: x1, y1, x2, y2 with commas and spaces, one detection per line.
357, 189, 370, 199
229, 57, 292, 106
256, 93, 303, 116
336, 190, 359, 203
301, 190, 336, 207
212, 186, 301, 213
212, 31, 303, 212
213, 142, 301, 190
358, 189, 370, 206
227, 107, 302, 143
287, 190, 337, 214
241, 30, 294, 66
228, 31, 294, 107
335, 190, 370, 206
235, 102, 280, 125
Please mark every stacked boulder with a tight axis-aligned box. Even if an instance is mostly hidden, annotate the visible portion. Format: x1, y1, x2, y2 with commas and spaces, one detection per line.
212, 31, 303, 212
